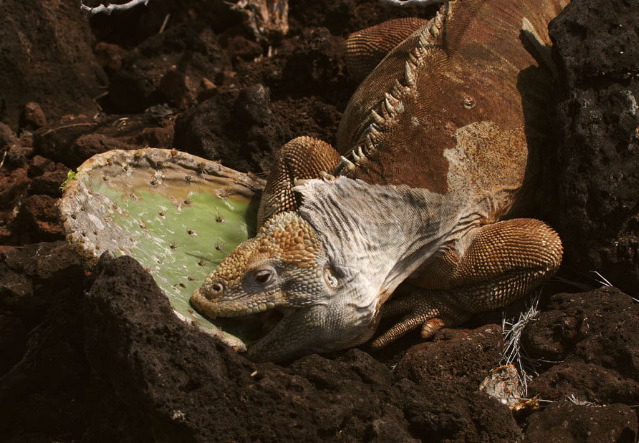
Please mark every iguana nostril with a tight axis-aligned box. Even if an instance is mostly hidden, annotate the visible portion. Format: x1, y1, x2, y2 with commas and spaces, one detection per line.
205, 282, 224, 299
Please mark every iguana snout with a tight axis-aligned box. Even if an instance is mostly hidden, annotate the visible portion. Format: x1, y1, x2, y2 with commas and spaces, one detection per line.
191, 211, 370, 361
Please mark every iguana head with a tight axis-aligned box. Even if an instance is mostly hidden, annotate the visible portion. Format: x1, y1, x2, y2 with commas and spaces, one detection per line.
192, 177, 452, 361
191, 210, 377, 362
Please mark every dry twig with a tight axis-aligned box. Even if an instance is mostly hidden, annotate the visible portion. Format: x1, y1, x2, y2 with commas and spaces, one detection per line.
80, 0, 150, 16
379, 0, 444, 6
501, 292, 541, 394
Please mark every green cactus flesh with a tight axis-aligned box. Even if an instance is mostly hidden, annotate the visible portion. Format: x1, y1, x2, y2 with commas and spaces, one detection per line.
59, 148, 265, 350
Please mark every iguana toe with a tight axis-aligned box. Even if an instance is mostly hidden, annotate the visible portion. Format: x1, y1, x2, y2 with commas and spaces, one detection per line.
371, 290, 467, 348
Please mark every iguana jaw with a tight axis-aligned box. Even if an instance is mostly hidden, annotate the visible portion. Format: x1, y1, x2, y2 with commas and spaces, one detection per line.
193, 277, 378, 362
245, 287, 378, 362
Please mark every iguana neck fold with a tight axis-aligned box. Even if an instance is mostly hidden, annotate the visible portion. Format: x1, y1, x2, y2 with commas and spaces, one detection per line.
295, 177, 475, 304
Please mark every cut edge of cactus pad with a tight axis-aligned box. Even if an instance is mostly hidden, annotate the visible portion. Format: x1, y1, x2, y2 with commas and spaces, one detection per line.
58, 148, 265, 351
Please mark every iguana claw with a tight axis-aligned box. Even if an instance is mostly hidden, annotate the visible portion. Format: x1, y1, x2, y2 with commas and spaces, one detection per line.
333, 156, 356, 175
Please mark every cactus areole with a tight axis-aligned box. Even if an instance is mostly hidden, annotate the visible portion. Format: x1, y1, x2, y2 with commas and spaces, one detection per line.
59, 148, 265, 350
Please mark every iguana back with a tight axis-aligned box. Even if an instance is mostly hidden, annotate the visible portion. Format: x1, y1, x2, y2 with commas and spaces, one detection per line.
337, 0, 568, 218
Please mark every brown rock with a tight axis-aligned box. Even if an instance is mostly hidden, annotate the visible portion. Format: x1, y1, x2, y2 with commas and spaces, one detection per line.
529, 361, 639, 405
71, 134, 140, 165
1, 241, 82, 286
0, 122, 18, 148
0, 265, 33, 302
28, 155, 56, 177
219, 29, 264, 63
394, 324, 504, 387
76, 254, 521, 441
3, 145, 32, 169
0, 168, 30, 211
525, 401, 638, 442
0, 281, 89, 439
545, 0, 639, 296
0, 314, 26, 375
158, 67, 198, 110
33, 114, 171, 168
0, 241, 83, 317
0, 0, 103, 130
523, 288, 639, 405
521, 309, 580, 362
94, 42, 127, 74
0, 165, 30, 240
137, 125, 174, 149
173, 83, 288, 171
108, 25, 230, 113
19, 102, 47, 132
29, 167, 69, 198
391, 378, 521, 441
523, 288, 639, 380
14, 194, 63, 241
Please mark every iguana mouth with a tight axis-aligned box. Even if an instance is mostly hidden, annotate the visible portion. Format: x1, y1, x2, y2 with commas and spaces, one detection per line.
212, 307, 291, 346
259, 308, 285, 334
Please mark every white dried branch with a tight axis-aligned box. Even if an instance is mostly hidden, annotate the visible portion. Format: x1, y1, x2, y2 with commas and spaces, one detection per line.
551, 275, 593, 291
80, 0, 150, 16
501, 292, 541, 395
590, 270, 613, 287
159, 13, 171, 33
379, 0, 445, 6
0, 149, 7, 170
567, 393, 598, 407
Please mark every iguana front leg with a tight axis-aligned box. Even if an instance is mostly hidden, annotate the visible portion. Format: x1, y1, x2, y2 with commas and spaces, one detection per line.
258, 136, 341, 227
372, 218, 562, 348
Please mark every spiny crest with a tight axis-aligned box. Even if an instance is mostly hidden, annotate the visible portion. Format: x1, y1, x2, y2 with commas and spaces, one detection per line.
404, 2, 447, 87
353, 4, 449, 164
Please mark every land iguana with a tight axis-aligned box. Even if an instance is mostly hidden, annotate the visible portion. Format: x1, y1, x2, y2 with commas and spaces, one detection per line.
191, 0, 567, 361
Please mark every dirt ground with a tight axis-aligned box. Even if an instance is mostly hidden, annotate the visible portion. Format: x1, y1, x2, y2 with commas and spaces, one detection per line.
0, 0, 638, 440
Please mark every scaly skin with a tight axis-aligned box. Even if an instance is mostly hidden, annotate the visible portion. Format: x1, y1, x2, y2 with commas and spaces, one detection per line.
191, 0, 567, 362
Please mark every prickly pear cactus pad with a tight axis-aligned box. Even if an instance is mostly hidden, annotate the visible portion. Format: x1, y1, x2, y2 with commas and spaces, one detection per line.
59, 148, 264, 350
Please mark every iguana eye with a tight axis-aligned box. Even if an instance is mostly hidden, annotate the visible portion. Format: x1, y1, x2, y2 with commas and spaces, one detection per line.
254, 269, 273, 285
323, 265, 340, 288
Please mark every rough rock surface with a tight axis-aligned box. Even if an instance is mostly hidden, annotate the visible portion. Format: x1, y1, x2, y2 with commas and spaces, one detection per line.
394, 325, 504, 386
173, 27, 353, 172
173, 84, 289, 172
33, 112, 175, 169
546, 0, 639, 296
525, 401, 638, 443
0, 0, 104, 131
107, 24, 231, 113
523, 288, 639, 405
0, 0, 638, 441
